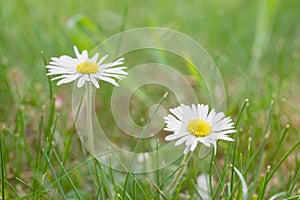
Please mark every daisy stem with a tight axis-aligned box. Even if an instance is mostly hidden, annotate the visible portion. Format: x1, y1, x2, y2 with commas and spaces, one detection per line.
86, 82, 95, 155
167, 152, 191, 194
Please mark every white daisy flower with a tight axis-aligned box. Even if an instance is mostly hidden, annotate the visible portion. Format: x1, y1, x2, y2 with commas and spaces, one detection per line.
164, 104, 236, 155
45, 46, 128, 88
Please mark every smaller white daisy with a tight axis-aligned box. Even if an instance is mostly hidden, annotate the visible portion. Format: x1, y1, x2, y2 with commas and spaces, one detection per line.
45, 46, 128, 88
164, 104, 236, 155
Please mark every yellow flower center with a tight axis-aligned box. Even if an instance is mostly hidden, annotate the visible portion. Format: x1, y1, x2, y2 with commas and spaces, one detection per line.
76, 62, 98, 74
187, 119, 212, 137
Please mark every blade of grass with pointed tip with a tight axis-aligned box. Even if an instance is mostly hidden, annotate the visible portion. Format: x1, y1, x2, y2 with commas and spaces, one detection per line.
273, 125, 290, 158
32, 114, 44, 199
52, 149, 83, 200
226, 99, 248, 197
42, 149, 67, 199
155, 139, 161, 200
269, 191, 286, 200
63, 93, 84, 165
122, 92, 168, 199
212, 161, 227, 199
94, 159, 113, 199
149, 161, 186, 198
15, 177, 50, 199
286, 169, 300, 197
1, 129, 5, 200
109, 148, 148, 199
233, 167, 248, 200
249, 100, 273, 196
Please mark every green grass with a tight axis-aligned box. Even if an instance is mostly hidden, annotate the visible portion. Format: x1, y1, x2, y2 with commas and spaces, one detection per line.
0, 0, 300, 199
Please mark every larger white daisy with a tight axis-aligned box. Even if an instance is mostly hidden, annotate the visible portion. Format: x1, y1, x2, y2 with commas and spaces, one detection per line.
45, 46, 128, 88
164, 104, 236, 155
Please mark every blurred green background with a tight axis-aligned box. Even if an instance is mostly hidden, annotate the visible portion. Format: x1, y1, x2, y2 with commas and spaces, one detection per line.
0, 0, 299, 119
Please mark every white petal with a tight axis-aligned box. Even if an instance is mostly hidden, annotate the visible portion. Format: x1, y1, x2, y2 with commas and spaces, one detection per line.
108, 58, 124, 67
104, 68, 128, 76
51, 56, 78, 68
165, 134, 178, 141
211, 112, 225, 125
213, 121, 233, 131
206, 109, 216, 123
218, 135, 234, 141
90, 53, 99, 63
164, 127, 176, 131
90, 76, 100, 88
164, 115, 182, 131
222, 117, 233, 124
99, 76, 119, 86
98, 54, 109, 65
199, 104, 209, 120
174, 135, 190, 146
184, 145, 191, 154
220, 129, 236, 134
101, 73, 126, 80
56, 74, 79, 85
190, 139, 198, 151
73, 45, 81, 59
51, 74, 76, 80
77, 75, 86, 87
182, 105, 193, 123
191, 104, 198, 118
170, 106, 183, 121
185, 136, 195, 146
82, 50, 88, 60
198, 138, 211, 147
47, 68, 76, 75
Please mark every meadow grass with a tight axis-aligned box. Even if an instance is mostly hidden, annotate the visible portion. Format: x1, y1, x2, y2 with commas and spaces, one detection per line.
0, 0, 299, 199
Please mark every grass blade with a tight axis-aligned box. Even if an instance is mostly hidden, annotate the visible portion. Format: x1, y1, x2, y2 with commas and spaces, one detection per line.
42, 149, 67, 199
122, 92, 168, 199
229, 99, 249, 197
250, 100, 273, 195
273, 124, 290, 158
109, 148, 148, 199
233, 166, 248, 200
149, 161, 186, 198
151, 180, 168, 200
1, 128, 5, 200
269, 191, 286, 200
52, 149, 83, 200
286, 169, 300, 197
267, 139, 300, 183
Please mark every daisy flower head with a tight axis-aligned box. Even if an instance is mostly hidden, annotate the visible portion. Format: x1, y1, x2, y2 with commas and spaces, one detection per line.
164, 104, 236, 155
45, 46, 128, 88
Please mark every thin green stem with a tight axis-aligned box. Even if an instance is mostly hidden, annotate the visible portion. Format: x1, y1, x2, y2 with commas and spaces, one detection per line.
86, 82, 95, 155
149, 162, 186, 198
1, 129, 5, 200
273, 124, 290, 157
286, 168, 300, 197
41, 51, 53, 100
167, 153, 191, 194
229, 99, 248, 198
258, 166, 270, 200
251, 101, 273, 193
63, 94, 84, 165
267, 139, 300, 183
122, 92, 168, 199
53, 149, 82, 200
42, 149, 66, 199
